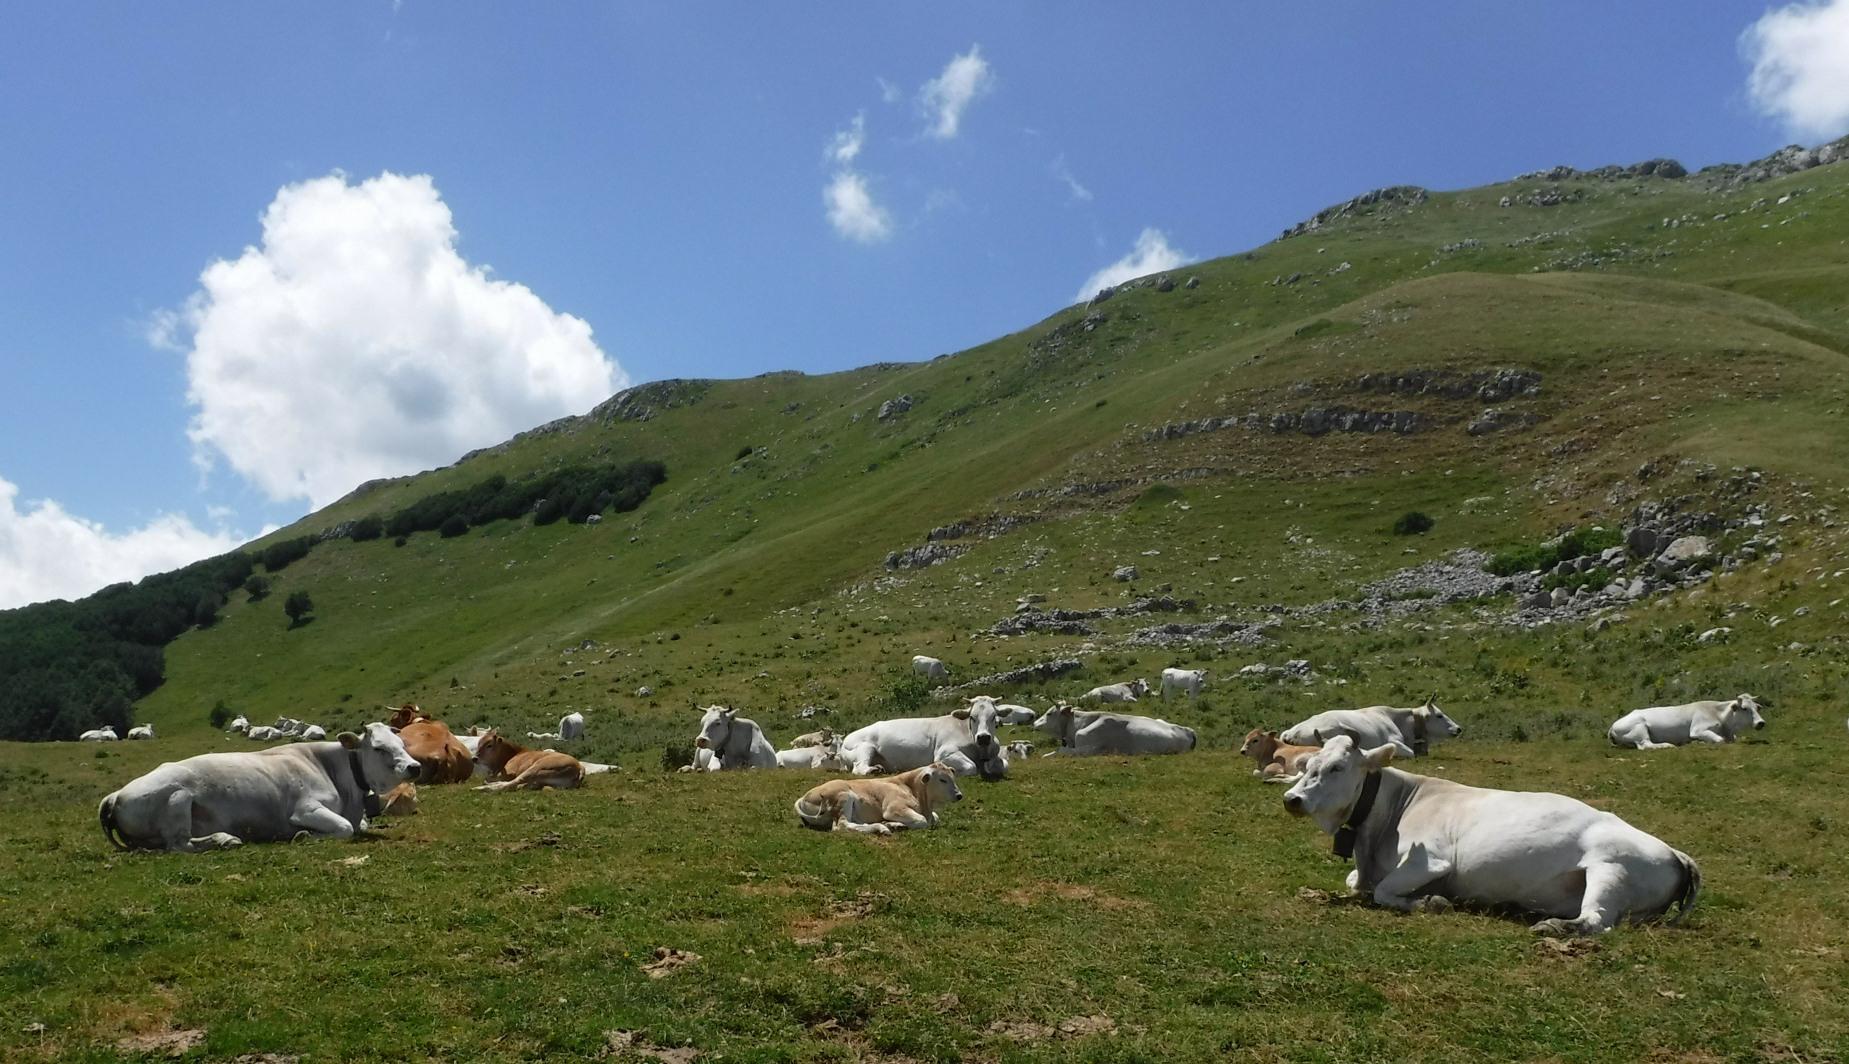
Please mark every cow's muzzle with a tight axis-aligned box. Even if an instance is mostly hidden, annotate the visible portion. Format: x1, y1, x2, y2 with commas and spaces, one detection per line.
694, 737, 709, 748
1755, 720, 1766, 730
1283, 794, 1306, 817
975, 733, 993, 748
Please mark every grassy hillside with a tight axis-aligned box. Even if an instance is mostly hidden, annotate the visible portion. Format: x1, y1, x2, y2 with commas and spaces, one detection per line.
4, 142, 1849, 1060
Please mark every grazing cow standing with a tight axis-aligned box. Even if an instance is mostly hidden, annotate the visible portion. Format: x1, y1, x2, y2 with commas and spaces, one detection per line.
472, 729, 585, 791
98, 723, 421, 852
79, 727, 119, 742
1160, 668, 1208, 700
912, 655, 949, 683
1240, 728, 1319, 782
1081, 679, 1151, 704
559, 712, 586, 740
1281, 699, 1461, 757
1608, 694, 1765, 749
1032, 703, 1195, 756
838, 696, 1008, 780
1282, 736, 1699, 934
384, 704, 475, 784
794, 762, 964, 835
126, 724, 155, 741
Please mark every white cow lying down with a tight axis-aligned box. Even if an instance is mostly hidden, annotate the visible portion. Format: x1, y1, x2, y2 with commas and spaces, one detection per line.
839, 697, 1007, 779
1032, 703, 1195, 756
1283, 736, 1699, 934
1608, 694, 1765, 749
690, 706, 779, 771
1082, 679, 1151, 703
98, 723, 421, 852
1281, 699, 1461, 758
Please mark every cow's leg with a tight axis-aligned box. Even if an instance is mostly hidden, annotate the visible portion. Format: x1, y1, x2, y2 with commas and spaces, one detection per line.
1372, 845, 1452, 912
936, 751, 980, 776
1533, 862, 1628, 936
1688, 728, 1728, 745
833, 794, 891, 835
884, 809, 932, 831
289, 802, 357, 840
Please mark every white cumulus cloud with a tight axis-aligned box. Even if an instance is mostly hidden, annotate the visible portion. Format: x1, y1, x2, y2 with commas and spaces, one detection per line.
0, 475, 251, 609
828, 112, 867, 164
1074, 228, 1191, 302
1742, 0, 1849, 141
920, 45, 994, 140
162, 171, 625, 510
823, 169, 893, 243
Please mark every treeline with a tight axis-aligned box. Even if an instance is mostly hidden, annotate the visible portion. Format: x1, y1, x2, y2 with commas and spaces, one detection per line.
0, 552, 253, 741
0, 459, 667, 740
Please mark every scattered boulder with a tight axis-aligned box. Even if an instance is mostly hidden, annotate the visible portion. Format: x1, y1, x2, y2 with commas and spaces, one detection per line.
1112, 565, 1139, 582
877, 394, 914, 421
1696, 627, 1732, 645
1653, 536, 1713, 574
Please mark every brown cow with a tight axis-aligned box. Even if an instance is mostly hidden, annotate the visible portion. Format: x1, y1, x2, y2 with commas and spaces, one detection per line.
1240, 728, 1320, 782
383, 703, 475, 784
792, 762, 964, 835
379, 781, 419, 816
473, 729, 585, 792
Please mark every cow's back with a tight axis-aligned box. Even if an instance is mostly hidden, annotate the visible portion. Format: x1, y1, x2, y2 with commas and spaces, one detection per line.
109, 747, 340, 845
1282, 709, 1399, 749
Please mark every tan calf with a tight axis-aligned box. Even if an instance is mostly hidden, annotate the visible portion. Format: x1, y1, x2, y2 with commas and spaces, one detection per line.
1240, 729, 1320, 782
473, 729, 585, 792
793, 762, 964, 835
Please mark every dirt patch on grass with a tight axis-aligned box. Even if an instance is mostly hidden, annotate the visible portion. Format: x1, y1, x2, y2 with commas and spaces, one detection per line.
641, 946, 700, 979
735, 882, 801, 897
493, 831, 562, 853
999, 881, 1147, 911
603, 1029, 697, 1062
987, 1014, 1118, 1042
113, 1028, 204, 1056
1535, 937, 1601, 960
791, 891, 886, 945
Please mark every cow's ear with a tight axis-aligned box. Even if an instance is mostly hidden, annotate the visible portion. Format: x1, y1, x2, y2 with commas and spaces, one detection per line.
1361, 743, 1396, 771
721, 707, 738, 720
337, 732, 361, 749
951, 707, 971, 719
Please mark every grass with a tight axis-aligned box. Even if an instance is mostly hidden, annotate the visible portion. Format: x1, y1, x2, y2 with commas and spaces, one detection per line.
7, 146, 1849, 1059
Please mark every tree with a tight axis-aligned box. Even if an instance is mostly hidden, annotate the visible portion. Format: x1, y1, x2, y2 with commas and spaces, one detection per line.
438, 513, 470, 538
244, 574, 271, 601
349, 515, 384, 542
284, 591, 315, 627
192, 591, 221, 628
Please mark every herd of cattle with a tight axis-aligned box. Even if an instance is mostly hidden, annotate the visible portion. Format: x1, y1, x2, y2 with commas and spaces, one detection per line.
90, 652, 1777, 935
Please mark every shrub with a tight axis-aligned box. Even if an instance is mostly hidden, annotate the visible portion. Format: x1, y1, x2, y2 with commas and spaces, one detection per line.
661, 743, 695, 770
1487, 525, 1622, 576
284, 591, 315, 626
1392, 511, 1434, 536
260, 536, 314, 573
192, 591, 221, 628
881, 670, 933, 716
438, 513, 470, 538
208, 700, 233, 729
349, 515, 384, 542
244, 575, 271, 602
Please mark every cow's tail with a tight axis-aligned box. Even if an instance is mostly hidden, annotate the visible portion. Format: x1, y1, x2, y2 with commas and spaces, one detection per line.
1666, 849, 1701, 925
793, 795, 833, 831
98, 792, 131, 852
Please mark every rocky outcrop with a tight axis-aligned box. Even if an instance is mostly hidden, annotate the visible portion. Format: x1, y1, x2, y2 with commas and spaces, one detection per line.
590, 379, 712, 424
877, 394, 914, 421
1514, 158, 1688, 182
884, 542, 967, 571
1144, 407, 1426, 443
1348, 368, 1542, 403
1281, 186, 1429, 240
956, 658, 1084, 689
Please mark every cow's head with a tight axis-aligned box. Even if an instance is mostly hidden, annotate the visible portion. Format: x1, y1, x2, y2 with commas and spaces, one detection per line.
341, 722, 422, 791
954, 696, 1002, 752
815, 736, 848, 772
1033, 703, 1078, 744
1131, 678, 1152, 696
472, 728, 517, 773
1727, 693, 1767, 733
1414, 697, 1462, 738
1240, 728, 1279, 761
384, 704, 427, 730
1282, 735, 1396, 834
695, 706, 737, 750
915, 762, 965, 809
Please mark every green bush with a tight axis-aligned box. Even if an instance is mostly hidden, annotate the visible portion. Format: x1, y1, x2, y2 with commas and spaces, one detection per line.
208, 700, 233, 730
244, 575, 271, 602
1487, 526, 1622, 576
881, 670, 933, 716
284, 591, 315, 626
1392, 511, 1434, 535
349, 515, 384, 542
260, 536, 314, 573
438, 513, 470, 538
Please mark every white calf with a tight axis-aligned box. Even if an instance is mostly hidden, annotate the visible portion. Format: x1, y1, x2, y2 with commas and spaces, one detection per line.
1608, 694, 1765, 750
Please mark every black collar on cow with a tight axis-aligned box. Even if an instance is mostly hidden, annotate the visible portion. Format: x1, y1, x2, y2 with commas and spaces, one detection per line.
1333, 771, 1382, 860
346, 750, 383, 819
1410, 715, 1429, 758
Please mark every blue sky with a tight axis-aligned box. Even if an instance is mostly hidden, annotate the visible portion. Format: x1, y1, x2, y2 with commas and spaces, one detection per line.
3, 1, 1846, 608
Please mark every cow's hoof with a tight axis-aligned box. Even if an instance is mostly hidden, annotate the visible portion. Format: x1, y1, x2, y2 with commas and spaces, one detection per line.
1416, 896, 1453, 914
291, 830, 313, 844
1531, 918, 1582, 937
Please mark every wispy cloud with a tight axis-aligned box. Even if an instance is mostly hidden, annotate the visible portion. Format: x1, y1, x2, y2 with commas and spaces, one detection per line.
827, 111, 866, 164
876, 76, 902, 105
920, 44, 994, 140
1742, 0, 1849, 141
1051, 154, 1093, 204
1074, 228, 1190, 302
824, 170, 893, 243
